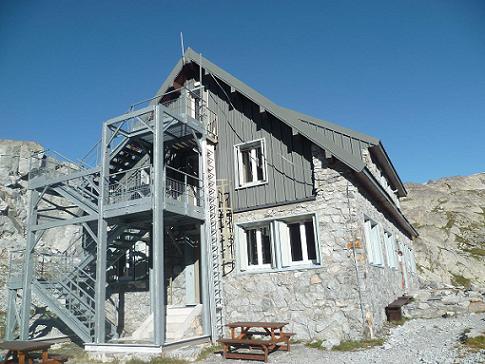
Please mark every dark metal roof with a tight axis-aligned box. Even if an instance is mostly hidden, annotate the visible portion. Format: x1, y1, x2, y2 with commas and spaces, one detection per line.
152, 48, 416, 237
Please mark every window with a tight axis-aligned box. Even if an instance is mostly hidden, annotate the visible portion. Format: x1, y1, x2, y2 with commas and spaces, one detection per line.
277, 216, 319, 267
234, 139, 267, 188
403, 244, 416, 274
384, 232, 398, 269
238, 224, 273, 270
409, 248, 416, 273
237, 214, 320, 272
246, 225, 272, 267
285, 220, 317, 264
188, 82, 203, 120
363, 219, 384, 266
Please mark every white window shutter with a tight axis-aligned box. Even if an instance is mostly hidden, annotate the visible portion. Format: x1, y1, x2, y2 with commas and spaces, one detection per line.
236, 147, 244, 187
377, 228, 385, 265
276, 221, 291, 267
236, 226, 248, 271
363, 220, 374, 263
371, 225, 382, 265
384, 234, 391, 267
391, 236, 398, 268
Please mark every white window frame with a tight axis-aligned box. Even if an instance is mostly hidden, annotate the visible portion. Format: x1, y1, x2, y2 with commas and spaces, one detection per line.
237, 223, 274, 271
279, 216, 319, 267
384, 231, 398, 269
234, 138, 268, 189
364, 218, 384, 267
236, 213, 320, 273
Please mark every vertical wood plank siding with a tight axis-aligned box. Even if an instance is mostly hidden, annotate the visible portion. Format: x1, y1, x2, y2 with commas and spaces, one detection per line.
199, 76, 372, 211
205, 77, 314, 211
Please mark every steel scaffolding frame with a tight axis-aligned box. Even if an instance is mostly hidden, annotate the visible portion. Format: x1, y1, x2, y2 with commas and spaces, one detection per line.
6, 86, 220, 348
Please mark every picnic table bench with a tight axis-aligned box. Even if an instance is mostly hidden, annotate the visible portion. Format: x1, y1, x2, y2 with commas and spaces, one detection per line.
385, 295, 413, 321
0, 341, 67, 364
218, 322, 294, 362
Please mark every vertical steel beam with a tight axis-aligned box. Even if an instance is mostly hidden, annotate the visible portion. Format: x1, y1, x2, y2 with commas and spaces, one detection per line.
5, 289, 17, 340
94, 123, 110, 343
199, 138, 212, 337
19, 189, 39, 340
153, 105, 166, 346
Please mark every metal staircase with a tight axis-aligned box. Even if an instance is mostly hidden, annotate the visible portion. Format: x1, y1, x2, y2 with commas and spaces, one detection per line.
109, 140, 148, 176
29, 223, 150, 342
9, 82, 221, 347
7, 143, 153, 342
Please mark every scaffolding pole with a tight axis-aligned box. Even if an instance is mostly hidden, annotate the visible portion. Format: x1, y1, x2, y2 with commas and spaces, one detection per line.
153, 105, 166, 346
94, 123, 110, 343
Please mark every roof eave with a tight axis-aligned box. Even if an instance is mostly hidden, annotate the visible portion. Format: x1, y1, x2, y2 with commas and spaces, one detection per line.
368, 142, 407, 197
359, 168, 418, 238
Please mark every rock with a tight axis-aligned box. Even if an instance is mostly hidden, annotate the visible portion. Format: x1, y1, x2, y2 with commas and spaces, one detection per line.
324, 336, 341, 350
0, 200, 8, 214
310, 274, 322, 285
468, 301, 485, 313
402, 173, 485, 287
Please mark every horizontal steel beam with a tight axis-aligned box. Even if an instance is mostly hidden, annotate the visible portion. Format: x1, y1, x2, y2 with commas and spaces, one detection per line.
29, 167, 100, 190
105, 105, 155, 126
31, 214, 98, 231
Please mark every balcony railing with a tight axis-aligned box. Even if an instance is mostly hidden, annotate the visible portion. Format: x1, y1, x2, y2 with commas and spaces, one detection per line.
165, 166, 203, 208
108, 165, 151, 205
107, 165, 203, 208
129, 87, 218, 140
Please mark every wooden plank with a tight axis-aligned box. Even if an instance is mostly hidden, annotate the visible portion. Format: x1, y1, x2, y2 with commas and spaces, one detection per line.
269, 115, 286, 204
245, 95, 257, 208
225, 321, 288, 328
223, 352, 267, 362
280, 123, 296, 202
302, 140, 314, 197
292, 134, 306, 200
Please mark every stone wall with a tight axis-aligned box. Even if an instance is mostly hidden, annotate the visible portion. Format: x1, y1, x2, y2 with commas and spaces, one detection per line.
221, 144, 418, 346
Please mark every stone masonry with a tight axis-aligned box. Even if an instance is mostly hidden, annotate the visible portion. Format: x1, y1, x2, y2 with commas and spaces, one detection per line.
222, 144, 418, 347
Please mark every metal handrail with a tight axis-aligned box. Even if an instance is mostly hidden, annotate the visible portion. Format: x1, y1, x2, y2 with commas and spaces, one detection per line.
128, 85, 218, 138
165, 165, 200, 181
79, 139, 101, 169
129, 85, 203, 110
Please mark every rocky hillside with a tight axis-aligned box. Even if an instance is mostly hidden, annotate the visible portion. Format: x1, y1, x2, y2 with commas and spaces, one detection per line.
401, 173, 485, 287
0, 140, 79, 312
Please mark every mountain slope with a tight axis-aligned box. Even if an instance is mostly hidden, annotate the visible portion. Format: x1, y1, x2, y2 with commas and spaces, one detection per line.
401, 173, 485, 287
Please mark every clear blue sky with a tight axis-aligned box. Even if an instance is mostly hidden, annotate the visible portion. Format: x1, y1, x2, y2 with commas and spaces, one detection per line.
1, 1, 484, 183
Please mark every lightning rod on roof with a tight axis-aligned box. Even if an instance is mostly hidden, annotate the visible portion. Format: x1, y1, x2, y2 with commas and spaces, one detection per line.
180, 32, 186, 64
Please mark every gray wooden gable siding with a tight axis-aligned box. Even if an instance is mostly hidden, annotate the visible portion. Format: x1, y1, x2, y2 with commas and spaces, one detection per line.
300, 120, 373, 162
205, 79, 314, 211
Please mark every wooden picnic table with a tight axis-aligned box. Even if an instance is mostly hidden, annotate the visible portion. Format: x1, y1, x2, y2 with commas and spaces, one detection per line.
226, 321, 289, 341
0, 341, 62, 364
219, 322, 294, 362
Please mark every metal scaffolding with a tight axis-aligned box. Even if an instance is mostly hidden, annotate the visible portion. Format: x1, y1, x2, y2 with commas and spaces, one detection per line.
5, 85, 221, 347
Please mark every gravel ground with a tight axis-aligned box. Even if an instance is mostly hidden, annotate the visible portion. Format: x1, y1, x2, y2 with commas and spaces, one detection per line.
201, 313, 485, 364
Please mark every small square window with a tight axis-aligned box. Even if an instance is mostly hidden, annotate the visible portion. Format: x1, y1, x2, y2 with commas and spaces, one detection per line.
234, 139, 267, 188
